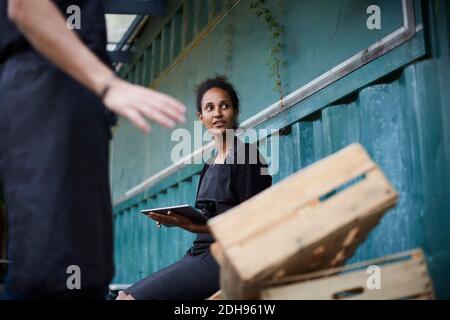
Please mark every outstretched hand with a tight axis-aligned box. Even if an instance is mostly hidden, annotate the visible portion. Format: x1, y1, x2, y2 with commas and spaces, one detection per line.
6, 0, 186, 135
103, 78, 186, 133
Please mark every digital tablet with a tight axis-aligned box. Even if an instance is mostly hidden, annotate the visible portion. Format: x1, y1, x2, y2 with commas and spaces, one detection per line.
141, 204, 208, 226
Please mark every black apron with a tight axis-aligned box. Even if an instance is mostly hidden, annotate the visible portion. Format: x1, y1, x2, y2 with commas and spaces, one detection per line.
123, 139, 272, 299
0, 0, 114, 296
123, 163, 237, 299
192, 163, 238, 254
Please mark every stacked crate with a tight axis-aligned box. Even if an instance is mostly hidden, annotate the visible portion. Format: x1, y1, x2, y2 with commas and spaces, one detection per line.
207, 144, 433, 300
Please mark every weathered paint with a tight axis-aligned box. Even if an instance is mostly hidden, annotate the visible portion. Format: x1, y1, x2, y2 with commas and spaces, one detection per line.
110, 0, 450, 298
111, 0, 413, 200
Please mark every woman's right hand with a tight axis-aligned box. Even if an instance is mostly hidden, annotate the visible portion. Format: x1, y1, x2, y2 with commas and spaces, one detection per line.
103, 77, 187, 133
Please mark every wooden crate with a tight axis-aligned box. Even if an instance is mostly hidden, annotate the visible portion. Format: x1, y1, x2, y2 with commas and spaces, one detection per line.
207, 290, 223, 300
208, 143, 398, 299
260, 249, 434, 300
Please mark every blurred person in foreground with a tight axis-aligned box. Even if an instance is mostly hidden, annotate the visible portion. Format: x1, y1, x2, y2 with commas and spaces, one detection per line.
0, 0, 186, 300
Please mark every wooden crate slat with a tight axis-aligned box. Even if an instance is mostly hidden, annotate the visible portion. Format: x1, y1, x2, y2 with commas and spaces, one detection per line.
260, 249, 434, 300
207, 143, 400, 299
209, 144, 376, 249
225, 168, 397, 282
210, 242, 225, 265
207, 290, 223, 300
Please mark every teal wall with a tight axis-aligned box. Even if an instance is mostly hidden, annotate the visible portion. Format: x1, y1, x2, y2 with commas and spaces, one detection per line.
110, 0, 406, 200
111, 0, 450, 298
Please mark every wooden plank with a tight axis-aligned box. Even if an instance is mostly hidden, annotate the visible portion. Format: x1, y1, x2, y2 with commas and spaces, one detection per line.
219, 253, 246, 299
210, 242, 225, 266
225, 170, 396, 298
263, 260, 428, 300
261, 249, 434, 300
209, 144, 376, 249
210, 144, 398, 299
207, 290, 223, 300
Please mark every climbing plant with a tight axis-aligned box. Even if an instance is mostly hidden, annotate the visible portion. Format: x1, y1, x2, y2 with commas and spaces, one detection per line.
249, 0, 285, 105
224, 1, 234, 77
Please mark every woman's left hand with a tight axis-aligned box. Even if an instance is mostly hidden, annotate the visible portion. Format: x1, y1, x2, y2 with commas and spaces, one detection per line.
147, 211, 194, 232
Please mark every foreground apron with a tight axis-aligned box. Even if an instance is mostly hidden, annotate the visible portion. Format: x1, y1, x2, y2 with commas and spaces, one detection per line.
0, 0, 114, 295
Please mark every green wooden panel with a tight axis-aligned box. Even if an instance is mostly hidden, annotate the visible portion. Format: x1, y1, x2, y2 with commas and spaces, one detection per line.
152, 34, 162, 79
356, 82, 418, 256
161, 22, 172, 71
298, 118, 317, 169
131, 205, 140, 282
182, 0, 195, 47
143, 47, 152, 86
423, 0, 450, 298
140, 197, 151, 277
112, 172, 202, 283
166, 187, 181, 259
111, 0, 424, 201
122, 210, 131, 282
154, 192, 167, 269
178, 180, 197, 251
114, 213, 120, 281
135, 60, 143, 86
171, 7, 183, 60
111, 0, 450, 298
147, 196, 159, 274
208, 0, 219, 20
271, 130, 295, 184
134, 202, 144, 282
401, 62, 450, 297
194, 0, 209, 33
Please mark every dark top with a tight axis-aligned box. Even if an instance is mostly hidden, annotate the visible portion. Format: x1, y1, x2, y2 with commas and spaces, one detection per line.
0, 0, 115, 294
0, 0, 111, 64
190, 137, 272, 254
0, 0, 116, 127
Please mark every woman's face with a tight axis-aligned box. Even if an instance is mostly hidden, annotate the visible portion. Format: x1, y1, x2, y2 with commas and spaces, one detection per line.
198, 87, 237, 136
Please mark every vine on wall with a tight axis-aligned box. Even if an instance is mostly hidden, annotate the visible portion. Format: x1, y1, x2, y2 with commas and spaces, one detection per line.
224, 1, 234, 78
249, 0, 285, 106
